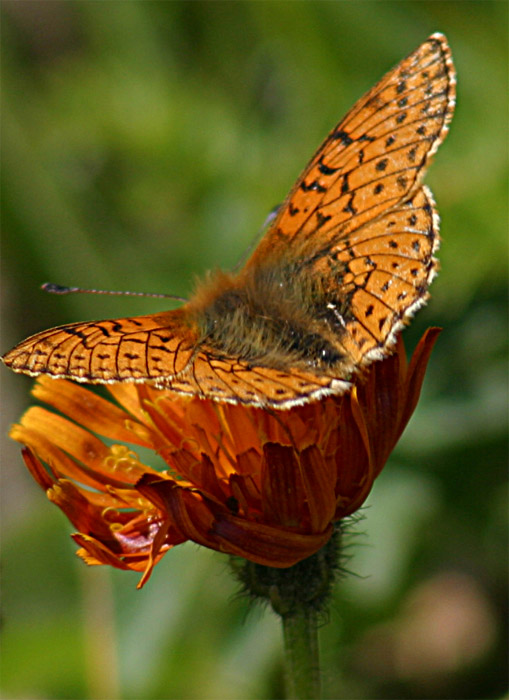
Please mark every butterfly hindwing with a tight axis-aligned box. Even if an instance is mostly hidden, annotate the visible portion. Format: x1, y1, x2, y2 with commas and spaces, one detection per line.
319, 185, 440, 366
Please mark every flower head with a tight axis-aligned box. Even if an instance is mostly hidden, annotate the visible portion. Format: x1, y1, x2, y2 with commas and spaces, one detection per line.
10, 329, 440, 587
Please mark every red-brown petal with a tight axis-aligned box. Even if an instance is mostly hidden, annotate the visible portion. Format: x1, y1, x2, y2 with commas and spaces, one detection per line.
299, 445, 337, 532
333, 396, 372, 517
136, 474, 217, 548
47, 479, 118, 540
199, 453, 229, 504
73, 533, 169, 577
229, 473, 261, 514
355, 343, 405, 470
73, 534, 132, 569
261, 443, 302, 527
399, 327, 441, 435
212, 514, 333, 567
21, 447, 54, 491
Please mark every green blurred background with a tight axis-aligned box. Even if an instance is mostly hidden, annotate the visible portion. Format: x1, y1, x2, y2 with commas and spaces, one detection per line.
1, 2, 507, 699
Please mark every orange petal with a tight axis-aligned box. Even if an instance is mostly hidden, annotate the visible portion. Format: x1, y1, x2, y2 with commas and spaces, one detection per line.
12, 418, 147, 490
12, 422, 113, 489
32, 376, 153, 447
220, 404, 264, 455
139, 396, 193, 453
108, 383, 154, 423
18, 406, 111, 470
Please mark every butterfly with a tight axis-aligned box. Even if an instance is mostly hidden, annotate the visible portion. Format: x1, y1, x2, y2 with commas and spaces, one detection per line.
3, 34, 455, 409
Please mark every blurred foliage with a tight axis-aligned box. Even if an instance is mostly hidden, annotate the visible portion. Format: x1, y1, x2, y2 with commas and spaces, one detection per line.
1, 2, 507, 699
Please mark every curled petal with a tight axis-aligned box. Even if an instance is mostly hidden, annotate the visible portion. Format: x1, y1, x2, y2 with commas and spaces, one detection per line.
400, 327, 441, 434
136, 474, 217, 549
212, 515, 333, 567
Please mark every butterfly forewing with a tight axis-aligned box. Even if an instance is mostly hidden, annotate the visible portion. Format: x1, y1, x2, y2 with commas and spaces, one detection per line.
247, 33, 455, 266
4, 311, 198, 383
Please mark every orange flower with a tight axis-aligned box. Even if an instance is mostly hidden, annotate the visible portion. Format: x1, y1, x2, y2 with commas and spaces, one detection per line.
10, 329, 439, 587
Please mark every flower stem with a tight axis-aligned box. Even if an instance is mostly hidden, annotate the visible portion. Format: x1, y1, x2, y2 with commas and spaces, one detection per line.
232, 527, 343, 699
281, 605, 321, 699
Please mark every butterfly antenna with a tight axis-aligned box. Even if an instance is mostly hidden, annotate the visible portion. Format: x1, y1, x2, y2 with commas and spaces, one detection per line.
232, 203, 281, 271
41, 283, 188, 303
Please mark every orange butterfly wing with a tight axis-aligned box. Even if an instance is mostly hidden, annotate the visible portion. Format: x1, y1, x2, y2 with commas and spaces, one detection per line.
3, 311, 197, 383
165, 353, 349, 407
325, 185, 440, 366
